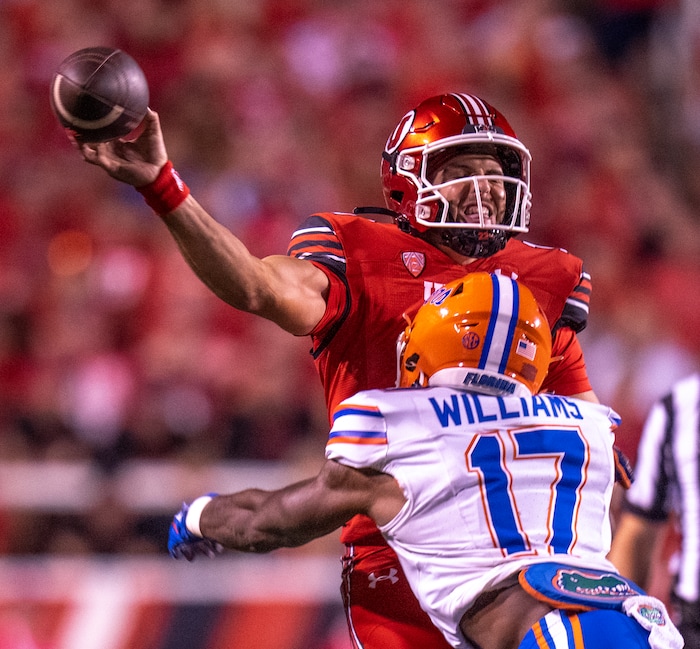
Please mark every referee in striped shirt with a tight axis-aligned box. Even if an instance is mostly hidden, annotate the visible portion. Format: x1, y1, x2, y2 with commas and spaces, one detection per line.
609, 372, 700, 648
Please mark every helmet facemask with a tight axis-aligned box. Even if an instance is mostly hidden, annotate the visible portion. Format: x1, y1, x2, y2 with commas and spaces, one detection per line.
396, 134, 531, 258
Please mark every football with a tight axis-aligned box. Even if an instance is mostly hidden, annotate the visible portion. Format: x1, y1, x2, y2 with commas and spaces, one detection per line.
49, 46, 149, 143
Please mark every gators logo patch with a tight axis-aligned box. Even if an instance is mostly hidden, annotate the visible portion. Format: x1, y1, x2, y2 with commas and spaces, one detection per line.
555, 568, 638, 601
519, 562, 645, 611
637, 605, 665, 626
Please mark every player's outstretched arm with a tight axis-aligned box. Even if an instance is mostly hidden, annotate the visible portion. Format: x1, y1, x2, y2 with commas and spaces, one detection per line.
162, 202, 329, 335
76, 110, 328, 335
169, 461, 404, 558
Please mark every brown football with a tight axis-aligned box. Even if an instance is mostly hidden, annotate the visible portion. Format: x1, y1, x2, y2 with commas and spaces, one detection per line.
50, 46, 149, 142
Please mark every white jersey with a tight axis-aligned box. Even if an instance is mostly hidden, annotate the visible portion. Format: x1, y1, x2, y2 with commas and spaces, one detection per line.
325, 387, 621, 649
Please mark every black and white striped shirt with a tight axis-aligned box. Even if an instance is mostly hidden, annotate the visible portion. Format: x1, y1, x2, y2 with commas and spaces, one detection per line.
624, 372, 700, 602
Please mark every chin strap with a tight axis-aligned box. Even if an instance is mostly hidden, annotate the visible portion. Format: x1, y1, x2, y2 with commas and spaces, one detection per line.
438, 229, 509, 258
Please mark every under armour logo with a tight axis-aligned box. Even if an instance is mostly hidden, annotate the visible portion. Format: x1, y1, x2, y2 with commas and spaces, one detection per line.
368, 569, 399, 588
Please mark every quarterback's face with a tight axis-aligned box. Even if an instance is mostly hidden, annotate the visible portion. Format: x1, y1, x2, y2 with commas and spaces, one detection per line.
431, 154, 507, 226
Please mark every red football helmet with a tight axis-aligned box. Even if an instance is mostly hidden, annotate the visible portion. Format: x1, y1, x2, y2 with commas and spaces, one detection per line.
396, 272, 551, 396
382, 93, 532, 258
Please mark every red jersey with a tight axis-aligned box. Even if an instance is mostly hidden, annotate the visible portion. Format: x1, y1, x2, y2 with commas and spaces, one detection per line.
287, 211, 593, 544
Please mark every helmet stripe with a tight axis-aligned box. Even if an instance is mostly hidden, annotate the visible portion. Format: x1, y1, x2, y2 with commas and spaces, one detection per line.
479, 275, 519, 373
452, 93, 494, 128
500, 278, 519, 373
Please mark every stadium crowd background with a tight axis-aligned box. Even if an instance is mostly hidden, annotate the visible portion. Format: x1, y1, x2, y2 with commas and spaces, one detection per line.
0, 0, 699, 559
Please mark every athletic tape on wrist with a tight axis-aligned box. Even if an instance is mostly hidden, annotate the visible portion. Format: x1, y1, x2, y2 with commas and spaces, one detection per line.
185, 495, 213, 538
136, 161, 190, 216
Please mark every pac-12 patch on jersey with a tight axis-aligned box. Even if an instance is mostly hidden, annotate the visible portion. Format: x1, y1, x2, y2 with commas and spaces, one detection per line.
401, 251, 426, 277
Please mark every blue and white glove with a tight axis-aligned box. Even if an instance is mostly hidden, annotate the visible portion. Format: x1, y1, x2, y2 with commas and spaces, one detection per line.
168, 494, 224, 561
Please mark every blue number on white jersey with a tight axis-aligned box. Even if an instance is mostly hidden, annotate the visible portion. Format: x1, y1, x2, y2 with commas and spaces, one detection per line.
466, 426, 588, 556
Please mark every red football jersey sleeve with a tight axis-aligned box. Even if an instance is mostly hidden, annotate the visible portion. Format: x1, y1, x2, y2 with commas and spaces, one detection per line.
543, 327, 592, 395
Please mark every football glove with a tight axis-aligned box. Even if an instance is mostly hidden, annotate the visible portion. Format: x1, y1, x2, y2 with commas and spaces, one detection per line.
168, 496, 224, 561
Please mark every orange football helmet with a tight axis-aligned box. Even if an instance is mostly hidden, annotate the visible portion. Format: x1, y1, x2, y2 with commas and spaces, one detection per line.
397, 272, 551, 396
382, 93, 532, 258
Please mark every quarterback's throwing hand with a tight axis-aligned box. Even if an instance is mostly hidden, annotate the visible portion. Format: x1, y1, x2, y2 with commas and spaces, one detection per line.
168, 500, 223, 561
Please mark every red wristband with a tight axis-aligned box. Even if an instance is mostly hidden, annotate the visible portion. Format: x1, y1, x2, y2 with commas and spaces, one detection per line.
136, 161, 190, 216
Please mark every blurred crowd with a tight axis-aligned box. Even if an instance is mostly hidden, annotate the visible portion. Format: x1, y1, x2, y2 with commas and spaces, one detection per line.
0, 0, 699, 554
